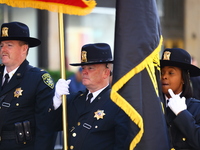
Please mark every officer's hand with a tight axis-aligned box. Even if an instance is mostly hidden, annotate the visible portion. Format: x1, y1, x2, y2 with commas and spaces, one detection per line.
168, 89, 187, 115
53, 79, 71, 109
55, 79, 71, 98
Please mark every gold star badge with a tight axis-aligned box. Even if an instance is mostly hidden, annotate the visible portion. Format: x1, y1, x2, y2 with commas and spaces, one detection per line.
94, 110, 105, 120
14, 88, 23, 98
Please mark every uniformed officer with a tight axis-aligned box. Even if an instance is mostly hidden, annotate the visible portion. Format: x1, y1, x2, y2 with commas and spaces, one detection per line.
0, 22, 56, 150
160, 48, 200, 149
53, 43, 130, 150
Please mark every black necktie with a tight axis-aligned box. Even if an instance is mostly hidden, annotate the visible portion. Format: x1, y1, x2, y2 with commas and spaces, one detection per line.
86, 93, 93, 107
167, 99, 169, 104
2, 73, 9, 90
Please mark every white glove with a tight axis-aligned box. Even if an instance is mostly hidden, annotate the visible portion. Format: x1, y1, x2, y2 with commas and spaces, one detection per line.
168, 89, 187, 115
53, 79, 71, 109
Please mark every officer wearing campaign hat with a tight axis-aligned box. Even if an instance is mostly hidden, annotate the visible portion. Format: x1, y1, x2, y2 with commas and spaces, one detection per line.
0, 22, 56, 150
53, 43, 130, 150
160, 48, 200, 149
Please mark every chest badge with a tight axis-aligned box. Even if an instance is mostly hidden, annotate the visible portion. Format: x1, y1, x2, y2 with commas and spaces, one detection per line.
14, 87, 23, 98
94, 110, 105, 120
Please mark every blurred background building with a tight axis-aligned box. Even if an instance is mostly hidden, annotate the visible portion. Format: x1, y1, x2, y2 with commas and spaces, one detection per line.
0, 0, 116, 75
0, 0, 200, 149
0, 0, 199, 74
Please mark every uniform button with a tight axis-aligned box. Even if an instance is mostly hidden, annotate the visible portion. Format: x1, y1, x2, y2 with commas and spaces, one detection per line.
48, 108, 52, 112
77, 122, 81, 126
182, 138, 186, 141
70, 145, 74, 149
72, 133, 76, 137
16, 103, 19, 106
95, 126, 98, 128
0, 106, 1, 109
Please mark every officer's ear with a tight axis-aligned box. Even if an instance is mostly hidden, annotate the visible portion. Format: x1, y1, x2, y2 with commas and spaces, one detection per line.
110, 71, 112, 76
105, 63, 113, 76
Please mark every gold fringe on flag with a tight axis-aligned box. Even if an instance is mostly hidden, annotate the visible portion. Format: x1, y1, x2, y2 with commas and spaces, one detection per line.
0, 0, 97, 16
111, 36, 163, 150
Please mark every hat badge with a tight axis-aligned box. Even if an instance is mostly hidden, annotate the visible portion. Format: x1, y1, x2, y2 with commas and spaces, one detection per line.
81, 51, 87, 62
163, 51, 171, 60
2, 27, 9, 37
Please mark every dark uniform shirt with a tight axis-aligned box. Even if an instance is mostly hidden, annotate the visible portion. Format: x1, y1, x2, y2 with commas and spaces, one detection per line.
166, 97, 200, 150
0, 60, 56, 150
56, 86, 131, 150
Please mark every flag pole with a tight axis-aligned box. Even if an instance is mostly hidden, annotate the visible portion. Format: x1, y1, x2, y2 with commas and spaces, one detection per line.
58, 12, 68, 150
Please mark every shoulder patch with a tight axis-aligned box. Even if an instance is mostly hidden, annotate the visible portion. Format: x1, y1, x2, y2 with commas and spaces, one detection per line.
42, 73, 54, 89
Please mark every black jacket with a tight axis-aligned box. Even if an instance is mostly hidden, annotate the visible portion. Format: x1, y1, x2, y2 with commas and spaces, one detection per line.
0, 60, 56, 150
166, 97, 200, 150
63, 86, 130, 150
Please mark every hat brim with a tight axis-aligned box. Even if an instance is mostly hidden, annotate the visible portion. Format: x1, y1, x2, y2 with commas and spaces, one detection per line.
160, 60, 200, 77
0, 37, 41, 47
70, 61, 113, 66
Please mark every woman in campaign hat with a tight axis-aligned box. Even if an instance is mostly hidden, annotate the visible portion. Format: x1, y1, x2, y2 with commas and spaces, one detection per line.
160, 48, 200, 149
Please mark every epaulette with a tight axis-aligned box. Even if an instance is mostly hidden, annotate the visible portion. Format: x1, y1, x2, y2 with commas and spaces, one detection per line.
30, 67, 46, 73
190, 98, 200, 103
30, 67, 53, 87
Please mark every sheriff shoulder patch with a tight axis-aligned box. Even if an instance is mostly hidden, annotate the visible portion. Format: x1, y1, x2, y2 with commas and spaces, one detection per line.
42, 73, 54, 89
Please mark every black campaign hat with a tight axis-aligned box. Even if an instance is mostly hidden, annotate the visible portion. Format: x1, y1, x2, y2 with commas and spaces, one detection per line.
160, 48, 200, 77
70, 43, 113, 66
0, 22, 41, 47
